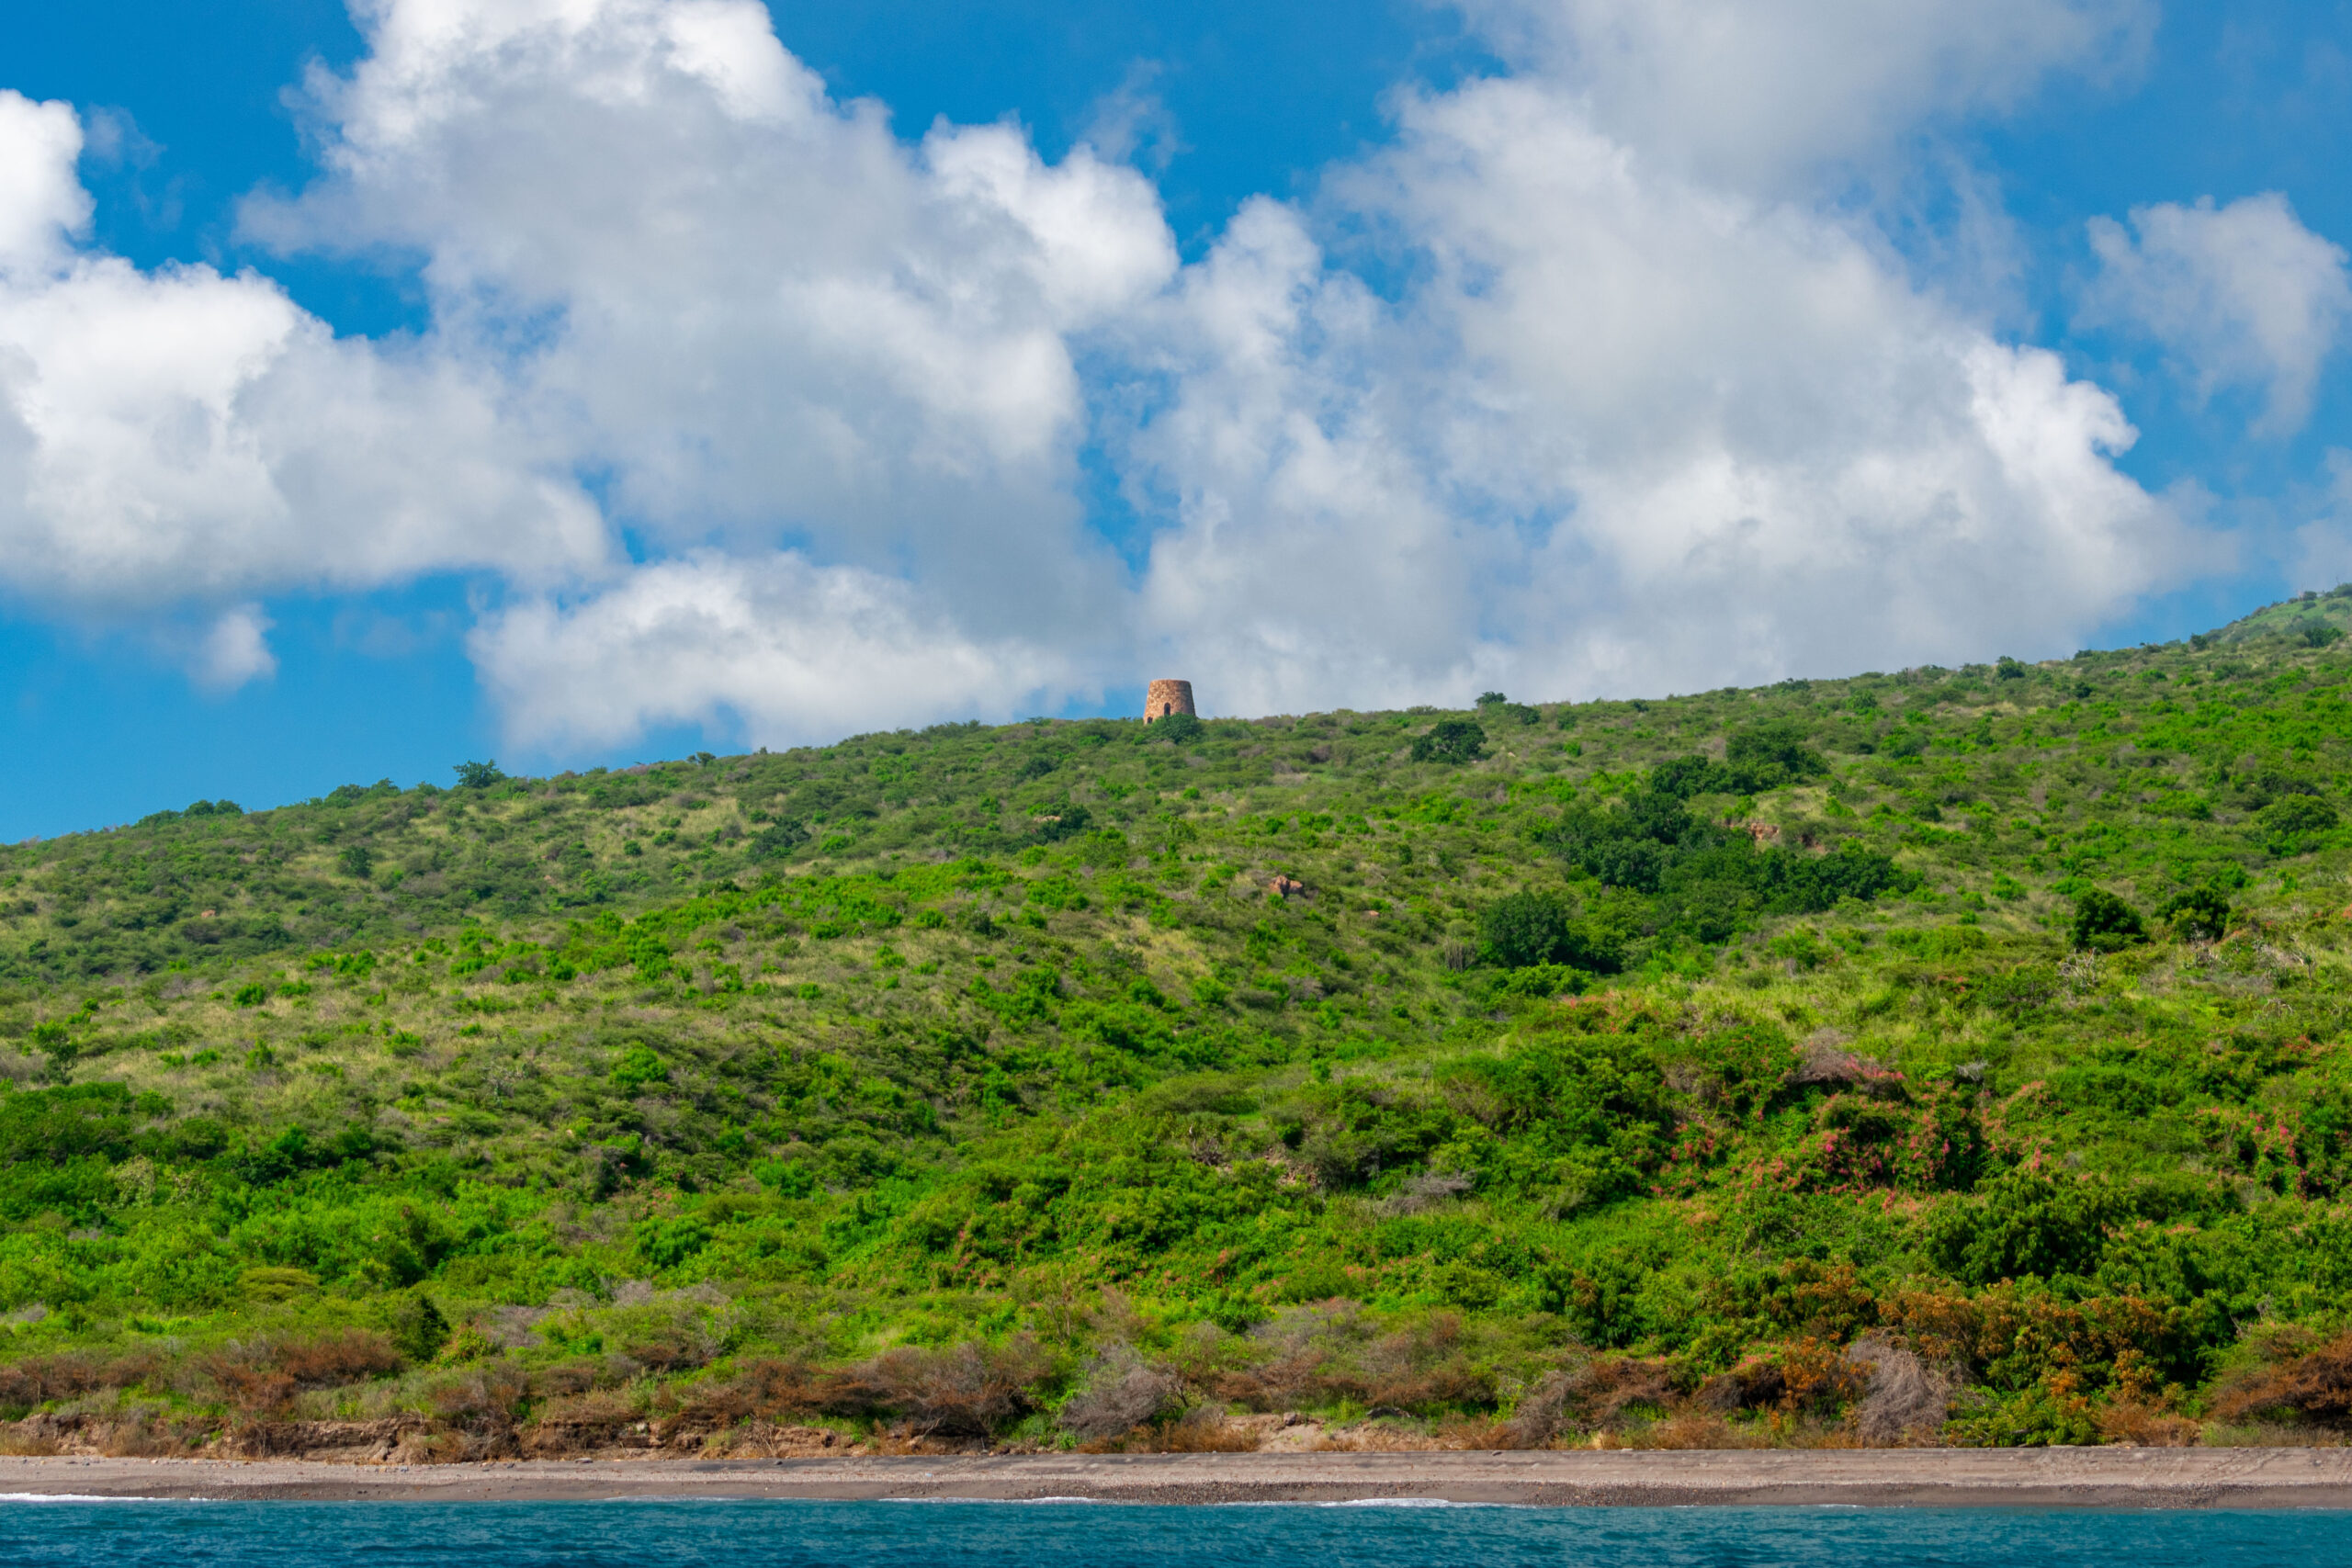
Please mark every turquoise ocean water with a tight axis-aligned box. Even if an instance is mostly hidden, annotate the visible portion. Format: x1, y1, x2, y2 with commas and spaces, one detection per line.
0, 1500, 2346, 1566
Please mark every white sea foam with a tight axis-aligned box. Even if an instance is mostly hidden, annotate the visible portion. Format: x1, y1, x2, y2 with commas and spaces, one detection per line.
1316, 1497, 1525, 1509
880, 1495, 1102, 1504
0, 1494, 206, 1504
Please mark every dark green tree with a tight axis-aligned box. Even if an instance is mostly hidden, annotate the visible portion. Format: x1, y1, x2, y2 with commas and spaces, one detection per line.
1037, 804, 1093, 841
390, 1295, 451, 1364
1724, 722, 1829, 791
453, 760, 507, 789
2070, 888, 2145, 952
2157, 886, 2231, 941
1479, 891, 1577, 968
2259, 794, 2339, 843
748, 819, 809, 860
1411, 718, 1487, 764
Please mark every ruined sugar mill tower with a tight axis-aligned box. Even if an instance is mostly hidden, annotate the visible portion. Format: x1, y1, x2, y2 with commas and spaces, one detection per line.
1144, 679, 1196, 723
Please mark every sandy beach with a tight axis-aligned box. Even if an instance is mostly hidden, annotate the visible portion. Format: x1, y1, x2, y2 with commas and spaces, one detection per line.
0, 1449, 2347, 1508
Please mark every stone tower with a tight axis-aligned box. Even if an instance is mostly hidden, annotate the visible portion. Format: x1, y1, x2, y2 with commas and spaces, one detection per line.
1145, 679, 1196, 723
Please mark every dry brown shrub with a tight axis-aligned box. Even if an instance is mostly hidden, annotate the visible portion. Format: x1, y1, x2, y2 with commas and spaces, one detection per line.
420, 1362, 528, 1457
523, 1389, 647, 1457
533, 1358, 605, 1398
650, 1358, 815, 1434
2096, 1402, 2201, 1447
2211, 1330, 2352, 1427
1695, 1354, 1789, 1414
1623, 1413, 1770, 1449
1433, 1413, 1510, 1449
1212, 1307, 1497, 1416
841, 1338, 1052, 1438
1210, 1303, 1374, 1411
1385, 1172, 1474, 1215
1499, 1356, 1676, 1446
1844, 1334, 1951, 1445
203, 1332, 400, 1415
1498, 1369, 1573, 1448
98, 1409, 214, 1458
276, 1331, 401, 1387
1158, 1406, 1261, 1452
622, 1332, 711, 1372
649, 1360, 838, 1451
0, 1353, 137, 1410
0, 1425, 62, 1455
1058, 1345, 1181, 1442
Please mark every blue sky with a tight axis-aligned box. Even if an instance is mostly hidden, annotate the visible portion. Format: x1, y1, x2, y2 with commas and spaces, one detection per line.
1, 0, 2349, 839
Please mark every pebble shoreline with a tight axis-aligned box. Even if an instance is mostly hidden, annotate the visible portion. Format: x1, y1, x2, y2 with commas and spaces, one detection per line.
2, 1449, 2349, 1507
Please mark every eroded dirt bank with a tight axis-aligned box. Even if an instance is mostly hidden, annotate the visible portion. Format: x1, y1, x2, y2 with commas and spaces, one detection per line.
3, 1449, 2351, 1507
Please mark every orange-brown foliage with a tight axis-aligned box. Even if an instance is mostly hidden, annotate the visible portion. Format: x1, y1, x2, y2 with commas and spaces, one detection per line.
2211, 1331, 2352, 1427
203, 1332, 401, 1414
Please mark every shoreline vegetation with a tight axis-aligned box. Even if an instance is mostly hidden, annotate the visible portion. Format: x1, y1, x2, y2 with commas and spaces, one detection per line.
7, 592, 2352, 1459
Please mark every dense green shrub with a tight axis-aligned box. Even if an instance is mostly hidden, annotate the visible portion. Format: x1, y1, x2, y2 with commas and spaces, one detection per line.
1410, 719, 1487, 764
2156, 886, 2232, 941
1478, 891, 1616, 971
749, 819, 809, 860
2069, 889, 2145, 952
1152, 712, 1204, 743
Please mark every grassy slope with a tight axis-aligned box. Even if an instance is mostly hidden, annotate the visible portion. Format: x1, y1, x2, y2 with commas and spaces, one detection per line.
4, 626, 2352, 1450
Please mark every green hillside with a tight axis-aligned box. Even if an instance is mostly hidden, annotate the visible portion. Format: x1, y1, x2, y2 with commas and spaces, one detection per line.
2209, 583, 2352, 647
6, 612, 2352, 1457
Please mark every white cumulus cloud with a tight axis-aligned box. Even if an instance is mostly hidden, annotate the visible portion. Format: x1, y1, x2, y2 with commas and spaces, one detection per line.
0, 0, 2229, 732
1454, 0, 2150, 193
1114, 79, 2189, 712
194, 604, 279, 690
2085, 192, 2352, 438
0, 87, 608, 691
469, 552, 1084, 749
246, 0, 1175, 642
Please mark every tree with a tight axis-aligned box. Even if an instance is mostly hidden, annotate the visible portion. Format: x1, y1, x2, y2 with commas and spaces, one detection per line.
1037, 805, 1093, 842
336, 844, 374, 880
748, 819, 808, 861
1412, 718, 1487, 764
1478, 891, 1617, 971
2157, 886, 2231, 942
1724, 722, 1828, 791
1153, 712, 1203, 744
2071, 888, 2145, 952
390, 1295, 451, 1364
2259, 794, 2338, 842
1649, 755, 1723, 800
453, 760, 506, 789
1476, 691, 1508, 707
